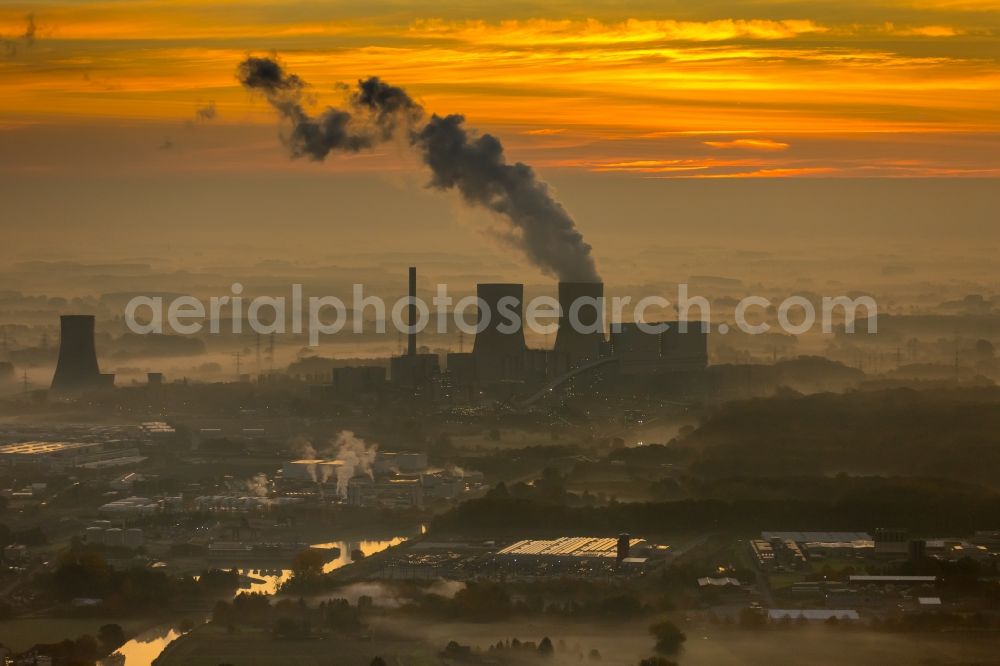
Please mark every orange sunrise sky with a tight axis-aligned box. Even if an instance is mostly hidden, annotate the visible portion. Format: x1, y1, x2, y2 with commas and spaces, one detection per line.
1, 0, 999, 178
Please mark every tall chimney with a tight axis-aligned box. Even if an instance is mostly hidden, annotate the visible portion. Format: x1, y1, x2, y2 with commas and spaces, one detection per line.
616, 532, 631, 564
554, 281, 605, 370
407, 266, 417, 356
473, 283, 526, 383
51, 315, 103, 393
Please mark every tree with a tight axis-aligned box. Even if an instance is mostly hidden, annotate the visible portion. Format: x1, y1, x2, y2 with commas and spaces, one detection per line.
52, 550, 112, 601
443, 641, 472, 658
538, 637, 554, 657
273, 616, 310, 639
292, 548, 327, 577
639, 658, 677, 666
453, 581, 512, 621
649, 619, 686, 655
739, 607, 767, 629
370, 658, 387, 666
97, 623, 126, 653
73, 634, 101, 661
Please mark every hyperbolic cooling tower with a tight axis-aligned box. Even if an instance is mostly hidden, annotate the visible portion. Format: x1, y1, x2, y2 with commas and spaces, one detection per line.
51, 315, 103, 393
554, 281, 605, 369
473, 283, 526, 383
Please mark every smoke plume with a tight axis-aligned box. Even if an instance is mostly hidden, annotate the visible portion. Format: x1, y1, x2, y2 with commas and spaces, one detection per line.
238, 56, 600, 282
288, 435, 318, 482
332, 430, 378, 498
245, 473, 269, 497
288, 435, 316, 459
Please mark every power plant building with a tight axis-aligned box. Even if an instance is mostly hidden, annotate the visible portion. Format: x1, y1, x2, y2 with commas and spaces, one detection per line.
386, 268, 711, 400
332, 366, 386, 396
282, 459, 344, 483
0, 441, 143, 471
612, 321, 708, 375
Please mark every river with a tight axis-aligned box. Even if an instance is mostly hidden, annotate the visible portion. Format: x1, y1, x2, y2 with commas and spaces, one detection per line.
102, 533, 413, 665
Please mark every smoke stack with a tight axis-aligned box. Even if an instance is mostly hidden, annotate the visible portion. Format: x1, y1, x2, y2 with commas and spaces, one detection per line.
408, 266, 417, 356
473, 283, 526, 383
616, 532, 631, 564
554, 282, 605, 370
51, 315, 104, 393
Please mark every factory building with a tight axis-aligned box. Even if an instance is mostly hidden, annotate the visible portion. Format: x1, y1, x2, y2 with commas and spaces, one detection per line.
85, 526, 144, 548
420, 471, 467, 500
496, 536, 647, 564
611, 321, 708, 375
282, 459, 344, 483
444, 352, 476, 387
347, 476, 423, 509
374, 451, 428, 474
0, 441, 143, 471
491, 536, 667, 578
139, 421, 177, 445
97, 496, 160, 516
750, 537, 807, 570
193, 495, 303, 512
332, 366, 386, 398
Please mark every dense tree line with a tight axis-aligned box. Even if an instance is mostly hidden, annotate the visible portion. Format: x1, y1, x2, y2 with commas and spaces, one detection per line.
432, 488, 1000, 535
40, 548, 238, 613
211, 593, 363, 636
684, 387, 1000, 484
3, 623, 126, 666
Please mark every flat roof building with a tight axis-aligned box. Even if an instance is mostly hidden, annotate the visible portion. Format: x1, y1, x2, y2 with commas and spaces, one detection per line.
497, 536, 646, 561
848, 575, 937, 584
768, 609, 860, 622
1, 441, 143, 470
762, 531, 872, 542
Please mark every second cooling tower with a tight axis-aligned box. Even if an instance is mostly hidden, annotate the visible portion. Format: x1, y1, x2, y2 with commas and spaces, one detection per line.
553, 281, 605, 371
51, 314, 108, 394
473, 283, 526, 383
